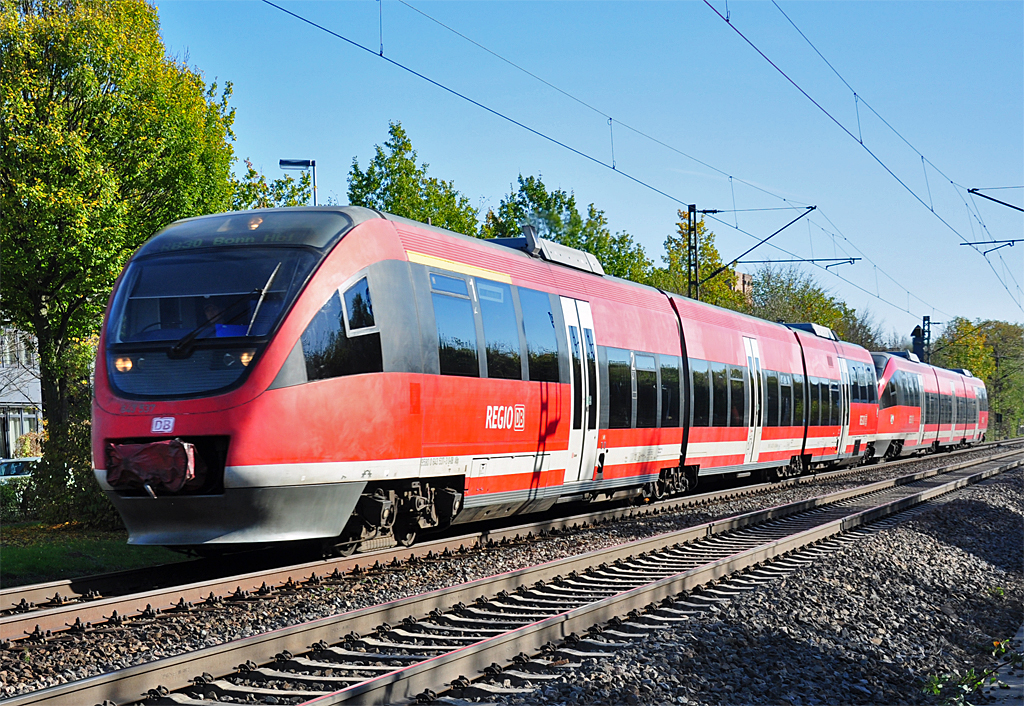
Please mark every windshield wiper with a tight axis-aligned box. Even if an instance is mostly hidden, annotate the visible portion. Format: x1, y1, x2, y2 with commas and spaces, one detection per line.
167, 263, 285, 359
167, 290, 257, 359
246, 262, 281, 336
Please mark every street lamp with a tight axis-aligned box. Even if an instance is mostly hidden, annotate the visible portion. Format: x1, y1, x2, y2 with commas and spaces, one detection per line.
278, 159, 317, 206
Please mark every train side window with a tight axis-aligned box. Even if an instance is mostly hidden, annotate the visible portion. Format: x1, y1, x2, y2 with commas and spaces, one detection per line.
729, 366, 746, 427
829, 380, 840, 425
519, 288, 560, 383
851, 364, 863, 404
868, 367, 878, 403
301, 290, 383, 380
343, 278, 376, 332
858, 366, 869, 403
808, 378, 821, 426
635, 354, 658, 428
477, 280, 522, 380
430, 273, 469, 296
660, 357, 681, 428
568, 326, 584, 430
819, 380, 829, 425
779, 372, 793, 427
765, 370, 779, 427
607, 348, 632, 428
691, 359, 711, 427
711, 362, 729, 427
584, 329, 598, 429
431, 275, 479, 377
793, 374, 805, 425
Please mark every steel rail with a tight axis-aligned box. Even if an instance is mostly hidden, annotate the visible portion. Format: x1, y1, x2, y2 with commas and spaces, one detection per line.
4, 451, 1019, 706
2, 441, 1019, 641
326, 455, 1022, 705
6, 438, 1013, 612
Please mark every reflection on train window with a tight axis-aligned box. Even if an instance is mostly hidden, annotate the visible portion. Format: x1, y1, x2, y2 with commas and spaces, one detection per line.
711, 363, 728, 428
432, 290, 479, 377
301, 291, 383, 380
477, 280, 522, 380
569, 326, 584, 430
729, 366, 745, 427
779, 372, 793, 427
430, 273, 469, 297
808, 378, 821, 426
584, 329, 598, 429
765, 371, 779, 427
519, 288, 560, 383
691, 359, 710, 427
607, 348, 632, 429
829, 381, 840, 425
793, 374, 805, 426
635, 354, 658, 428
661, 357, 681, 428
344, 278, 375, 331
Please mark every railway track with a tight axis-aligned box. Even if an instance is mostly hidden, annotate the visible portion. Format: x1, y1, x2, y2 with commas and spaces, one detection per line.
2, 440, 1019, 643
4, 447, 1020, 706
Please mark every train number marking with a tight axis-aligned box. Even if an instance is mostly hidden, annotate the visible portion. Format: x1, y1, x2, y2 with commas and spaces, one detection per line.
486, 405, 525, 431
120, 403, 155, 414
151, 417, 175, 434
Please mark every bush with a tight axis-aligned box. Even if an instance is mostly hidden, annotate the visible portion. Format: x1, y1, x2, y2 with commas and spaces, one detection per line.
15, 431, 42, 457
0, 476, 36, 523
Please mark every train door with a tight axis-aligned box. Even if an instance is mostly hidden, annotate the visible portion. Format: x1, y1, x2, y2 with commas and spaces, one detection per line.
949, 381, 958, 439
560, 298, 600, 484
742, 337, 763, 464
837, 358, 851, 457
914, 374, 926, 448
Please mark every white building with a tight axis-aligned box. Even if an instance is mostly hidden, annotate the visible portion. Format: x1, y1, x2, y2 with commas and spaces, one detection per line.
0, 329, 42, 458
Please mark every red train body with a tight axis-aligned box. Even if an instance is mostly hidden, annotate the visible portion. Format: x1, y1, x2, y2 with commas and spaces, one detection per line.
92, 207, 988, 549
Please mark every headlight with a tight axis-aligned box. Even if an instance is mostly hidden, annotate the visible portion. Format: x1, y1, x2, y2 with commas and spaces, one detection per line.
114, 357, 133, 372
239, 350, 255, 367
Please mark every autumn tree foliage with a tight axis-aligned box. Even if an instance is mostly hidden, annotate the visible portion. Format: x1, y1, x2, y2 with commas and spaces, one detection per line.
646, 212, 746, 310
0, 0, 237, 522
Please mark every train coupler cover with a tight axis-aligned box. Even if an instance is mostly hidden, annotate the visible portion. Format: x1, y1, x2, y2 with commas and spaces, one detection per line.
105, 439, 207, 493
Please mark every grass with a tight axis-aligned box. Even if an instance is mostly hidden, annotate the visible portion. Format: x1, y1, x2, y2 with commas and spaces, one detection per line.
0, 521, 187, 588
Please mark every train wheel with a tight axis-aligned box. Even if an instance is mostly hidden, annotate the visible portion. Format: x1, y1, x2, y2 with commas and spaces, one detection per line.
394, 524, 417, 548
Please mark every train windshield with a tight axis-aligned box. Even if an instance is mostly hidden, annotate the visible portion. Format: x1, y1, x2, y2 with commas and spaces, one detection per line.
108, 248, 316, 345
105, 247, 317, 398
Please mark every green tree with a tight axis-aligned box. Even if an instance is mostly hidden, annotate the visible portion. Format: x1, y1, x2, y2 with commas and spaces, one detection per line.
482, 175, 652, 281
981, 321, 1024, 440
646, 212, 746, 310
930, 318, 996, 381
231, 159, 311, 210
348, 121, 479, 236
748, 265, 859, 334
0, 0, 236, 523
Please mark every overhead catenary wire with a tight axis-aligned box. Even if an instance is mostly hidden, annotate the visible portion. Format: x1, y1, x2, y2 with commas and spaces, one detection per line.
714, 0, 1022, 312
393, 0, 969, 321
263, 0, 982, 323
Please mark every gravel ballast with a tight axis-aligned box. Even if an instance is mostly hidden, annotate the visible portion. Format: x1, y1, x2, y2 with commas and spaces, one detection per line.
495, 467, 1024, 706
1, 451, 1020, 701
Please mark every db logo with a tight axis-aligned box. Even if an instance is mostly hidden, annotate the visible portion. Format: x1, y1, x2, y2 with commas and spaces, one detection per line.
486, 404, 526, 431
151, 417, 175, 434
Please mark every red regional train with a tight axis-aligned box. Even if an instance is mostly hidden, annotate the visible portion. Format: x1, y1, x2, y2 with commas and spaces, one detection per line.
92, 207, 988, 552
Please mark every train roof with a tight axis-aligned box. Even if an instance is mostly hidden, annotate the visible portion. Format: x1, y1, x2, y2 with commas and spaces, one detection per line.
871, 351, 982, 383
146, 206, 876, 358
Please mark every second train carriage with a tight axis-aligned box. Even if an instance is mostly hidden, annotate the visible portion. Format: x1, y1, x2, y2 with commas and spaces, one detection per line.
872, 351, 986, 458
92, 206, 986, 550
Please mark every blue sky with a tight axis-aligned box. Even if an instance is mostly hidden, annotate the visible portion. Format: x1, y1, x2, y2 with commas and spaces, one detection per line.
154, 1, 1023, 337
